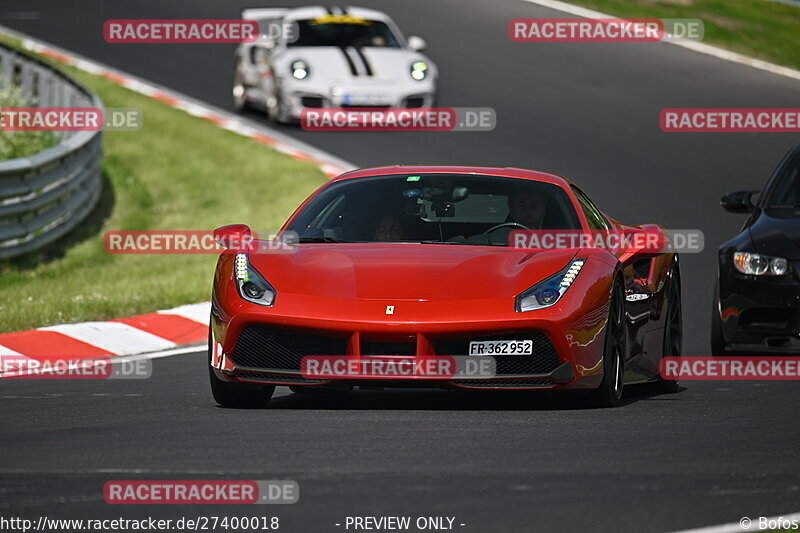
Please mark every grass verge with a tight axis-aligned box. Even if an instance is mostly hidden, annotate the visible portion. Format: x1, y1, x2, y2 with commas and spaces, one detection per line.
557, 0, 800, 71
0, 39, 327, 333
0, 83, 57, 159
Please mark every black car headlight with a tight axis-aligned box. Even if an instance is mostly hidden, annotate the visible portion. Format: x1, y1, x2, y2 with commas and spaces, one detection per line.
516, 259, 585, 312
733, 252, 790, 277
234, 253, 276, 306
410, 61, 428, 81
291, 60, 309, 80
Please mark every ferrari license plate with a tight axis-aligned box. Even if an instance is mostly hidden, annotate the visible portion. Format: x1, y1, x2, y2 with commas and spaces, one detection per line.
468, 340, 533, 356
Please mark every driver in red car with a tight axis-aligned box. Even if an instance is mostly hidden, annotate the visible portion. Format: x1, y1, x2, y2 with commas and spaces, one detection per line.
507, 190, 546, 229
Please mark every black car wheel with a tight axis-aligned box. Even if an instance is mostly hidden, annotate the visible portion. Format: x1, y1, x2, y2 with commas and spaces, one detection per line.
590, 278, 626, 408
657, 267, 682, 393
711, 280, 726, 356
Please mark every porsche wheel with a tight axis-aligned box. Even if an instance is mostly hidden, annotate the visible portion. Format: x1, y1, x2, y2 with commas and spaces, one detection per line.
657, 268, 681, 393
590, 279, 626, 408
267, 90, 291, 124
208, 333, 273, 408
232, 67, 248, 112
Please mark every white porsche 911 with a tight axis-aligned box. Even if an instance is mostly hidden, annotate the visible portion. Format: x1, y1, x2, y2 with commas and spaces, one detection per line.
232, 6, 438, 123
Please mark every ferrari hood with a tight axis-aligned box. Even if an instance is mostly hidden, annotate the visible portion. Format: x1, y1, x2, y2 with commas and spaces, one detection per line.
748, 208, 800, 260
249, 244, 576, 301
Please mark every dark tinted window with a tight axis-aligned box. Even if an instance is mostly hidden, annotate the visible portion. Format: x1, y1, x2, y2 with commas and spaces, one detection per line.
286, 174, 581, 245
766, 151, 800, 207
288, 18, 400, 48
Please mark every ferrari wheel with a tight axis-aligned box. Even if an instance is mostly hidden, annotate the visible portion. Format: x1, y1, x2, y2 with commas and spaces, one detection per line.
208, 333, 274, 408
590, 279, 626, 408
656, 268, 681, 393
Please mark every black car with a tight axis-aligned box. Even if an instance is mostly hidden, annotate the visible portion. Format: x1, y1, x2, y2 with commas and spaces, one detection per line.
712, 142, 800, 355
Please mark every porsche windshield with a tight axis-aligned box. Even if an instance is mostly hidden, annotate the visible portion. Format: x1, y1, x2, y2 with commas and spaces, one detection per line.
288, 18, 401, 48
285, 174, 581, 245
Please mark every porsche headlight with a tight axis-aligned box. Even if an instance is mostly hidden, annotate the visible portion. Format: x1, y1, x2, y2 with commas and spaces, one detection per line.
234, 253, 276, 306
733, 252, 790, 277
410, 61, 428, 81
516, 259, 585, 312
291, 60, 309, 80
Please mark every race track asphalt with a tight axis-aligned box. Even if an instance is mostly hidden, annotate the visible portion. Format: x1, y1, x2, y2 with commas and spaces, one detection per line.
1, 1, 799, 531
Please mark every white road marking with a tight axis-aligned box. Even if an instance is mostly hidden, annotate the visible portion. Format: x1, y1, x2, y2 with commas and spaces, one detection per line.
39, 322, 176, 355
670, 511, 800, 532
157, 302, 211, 324
518, 0, 800, 83
0, 343, 23, 356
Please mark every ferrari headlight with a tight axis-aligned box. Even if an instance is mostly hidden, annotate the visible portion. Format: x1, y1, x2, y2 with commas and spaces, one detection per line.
733, 252, 790, 277
516, 259, 585, 312
291, 60, 309, 80
410, 61, 428, 81
234, 253, 276, 306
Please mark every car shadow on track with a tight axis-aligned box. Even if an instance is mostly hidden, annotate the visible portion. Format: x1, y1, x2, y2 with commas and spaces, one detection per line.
263, 383, 687, 411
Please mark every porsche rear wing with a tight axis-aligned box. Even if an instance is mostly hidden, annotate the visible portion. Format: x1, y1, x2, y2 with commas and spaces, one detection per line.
241, 8, 289, 22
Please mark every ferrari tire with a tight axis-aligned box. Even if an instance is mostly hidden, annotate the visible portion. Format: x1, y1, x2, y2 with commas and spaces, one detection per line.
656, 267, 681, 394
208, 333, 274, 408
590, 278, 627, 408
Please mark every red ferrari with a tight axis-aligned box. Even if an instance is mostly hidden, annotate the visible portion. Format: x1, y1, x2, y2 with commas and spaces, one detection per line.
209, 166, 682, 407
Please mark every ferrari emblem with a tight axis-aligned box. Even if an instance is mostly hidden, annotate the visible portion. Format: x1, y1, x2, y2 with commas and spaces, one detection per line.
385, 305, 395, 315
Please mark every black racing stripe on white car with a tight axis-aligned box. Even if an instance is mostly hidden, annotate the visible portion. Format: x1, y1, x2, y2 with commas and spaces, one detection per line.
339, 46, 360, 76
354, 47, 373, 76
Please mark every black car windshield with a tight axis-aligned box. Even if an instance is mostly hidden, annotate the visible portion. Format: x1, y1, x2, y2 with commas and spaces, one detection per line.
288, 17, 401, 48
285, 173, 582, 246
766, 151, 800, 207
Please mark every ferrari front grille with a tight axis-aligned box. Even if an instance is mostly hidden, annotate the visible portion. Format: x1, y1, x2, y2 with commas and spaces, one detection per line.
230, 326, 348, 370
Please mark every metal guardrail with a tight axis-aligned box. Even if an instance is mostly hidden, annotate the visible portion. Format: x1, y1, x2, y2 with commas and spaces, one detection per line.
0, 43, 102, 259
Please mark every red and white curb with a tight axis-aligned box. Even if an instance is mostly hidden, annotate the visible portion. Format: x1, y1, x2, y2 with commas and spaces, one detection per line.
0, 25, 355, 179
0, 303, 210, 368
0, 26, 357, 367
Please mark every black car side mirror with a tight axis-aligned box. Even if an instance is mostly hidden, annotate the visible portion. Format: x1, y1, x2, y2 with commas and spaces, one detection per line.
720, 190, 758, 213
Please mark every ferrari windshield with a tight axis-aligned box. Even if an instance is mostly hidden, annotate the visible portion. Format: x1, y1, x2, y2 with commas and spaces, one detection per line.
285, 174, 581, 246
288, 17, 401, 48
